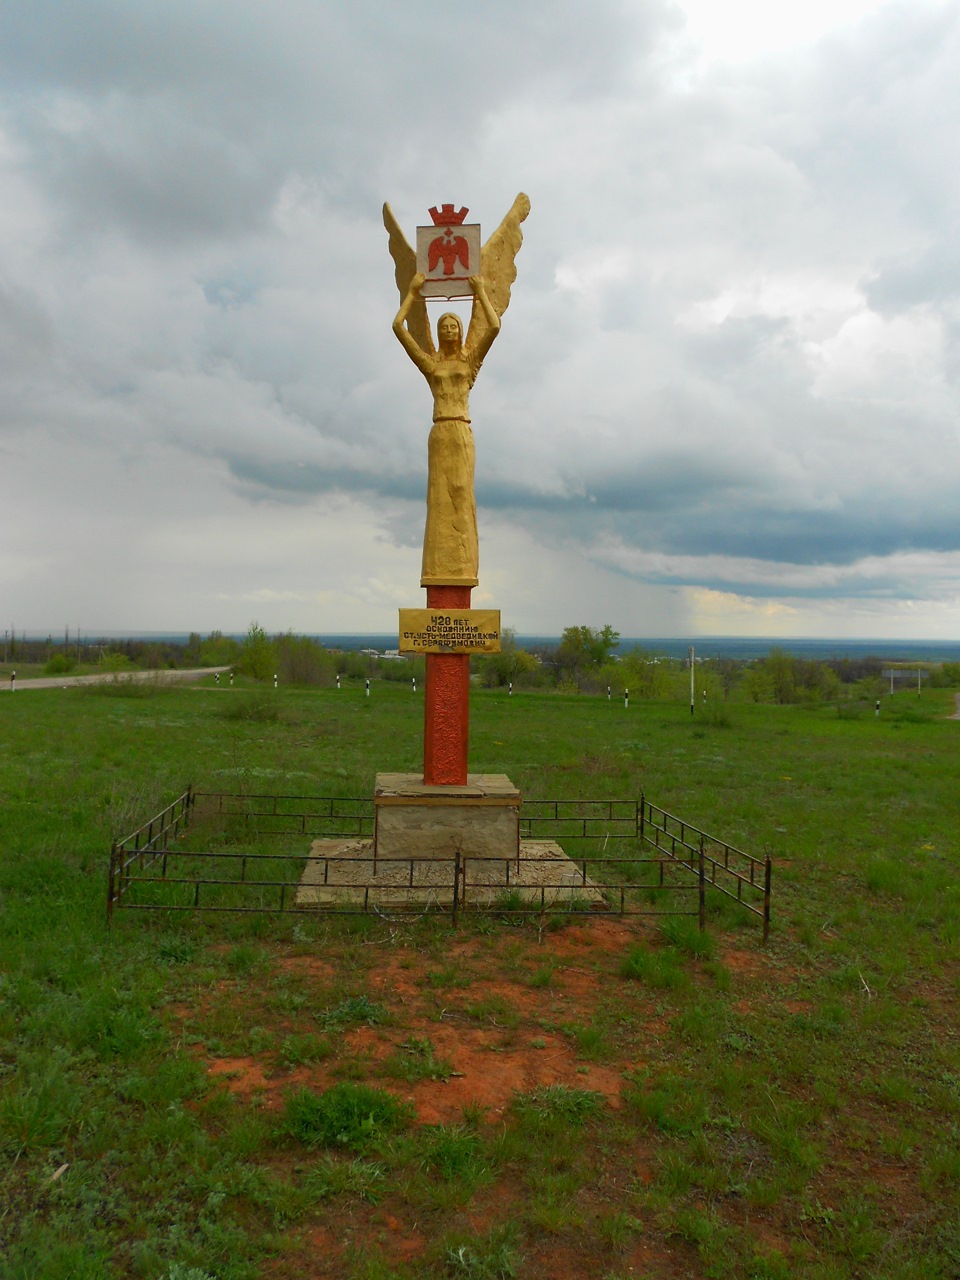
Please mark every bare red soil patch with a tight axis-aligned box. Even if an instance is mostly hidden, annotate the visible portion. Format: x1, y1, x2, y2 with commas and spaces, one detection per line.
163, 918, 778, 1279
188, 920, 650, 1121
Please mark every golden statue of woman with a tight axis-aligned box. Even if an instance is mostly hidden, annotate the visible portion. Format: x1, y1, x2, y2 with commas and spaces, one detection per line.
384, 195, 530, 587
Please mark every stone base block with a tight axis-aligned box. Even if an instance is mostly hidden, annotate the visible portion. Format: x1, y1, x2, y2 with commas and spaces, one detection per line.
374, 772, 520, 862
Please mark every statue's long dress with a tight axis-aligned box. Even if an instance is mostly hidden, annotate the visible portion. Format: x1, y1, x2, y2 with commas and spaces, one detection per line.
420, 358, 480, 588
421, 418, 478, 587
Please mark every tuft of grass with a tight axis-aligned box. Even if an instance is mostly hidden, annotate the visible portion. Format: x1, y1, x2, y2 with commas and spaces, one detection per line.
623, 1072, 708, 1136
318, 994, 388, 1030
512, 1083, 604, 1127
425, 965, 472, 990
281, 1083, 410, 1151
79, 675, 171, 699
863, 856, 908, 896
659, 915, 715, 957
156, 934, 198, 965
223, 943, 266, 975
596, 1208, 643, 1249
494, 889, 527, 918
383, 1036, 454, 1083
220, 693, 287, 722
443, 1226, 521, 1279
527, 961, 557, 988
278, 1032, 334, 1067
0, 1050, 78, 1157
462, 995, 520, 1029
563, 1020, 609, 1061
419, 1124, 488, 1183
301, 1155, 386, 1202
619, 944, 690, 989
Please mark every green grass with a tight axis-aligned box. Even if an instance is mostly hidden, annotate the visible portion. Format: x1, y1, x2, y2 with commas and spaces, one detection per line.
1, 679, 960, 1276
281, 1082, 411, 1150
442, 1227, 521, 1279
382, 1037, 454, 1083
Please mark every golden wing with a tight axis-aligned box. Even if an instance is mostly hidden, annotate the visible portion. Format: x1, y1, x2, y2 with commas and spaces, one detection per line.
383, 202, 433, 356
465, 192, 531, 351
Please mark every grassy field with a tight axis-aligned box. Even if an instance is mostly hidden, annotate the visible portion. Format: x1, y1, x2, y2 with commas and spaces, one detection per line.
1, 677, 958, 1279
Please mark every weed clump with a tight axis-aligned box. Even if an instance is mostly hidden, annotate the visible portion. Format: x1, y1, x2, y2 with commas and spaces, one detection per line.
220, 693, 287, 722
511, 1083, 604, 1128
278, 1033, 334, 1067
281, 1082, 410, 1150
301, 1155, 386, 1202
419, 1124, 486, 1181
318, 994, 387, 1030
383, 1036, 453, 1083
619, 944, 690, 989
443, 1226, 521, 1278
660, 915, 715, 958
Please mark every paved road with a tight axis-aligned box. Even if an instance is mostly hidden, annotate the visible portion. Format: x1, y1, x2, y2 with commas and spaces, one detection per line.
3, 667, 230, 691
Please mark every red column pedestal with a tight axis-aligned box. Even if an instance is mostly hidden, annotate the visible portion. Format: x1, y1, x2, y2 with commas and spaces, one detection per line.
423, 585, 472, 785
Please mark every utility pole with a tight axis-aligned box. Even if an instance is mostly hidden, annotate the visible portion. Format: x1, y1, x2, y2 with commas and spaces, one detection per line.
689, 645, 695, 717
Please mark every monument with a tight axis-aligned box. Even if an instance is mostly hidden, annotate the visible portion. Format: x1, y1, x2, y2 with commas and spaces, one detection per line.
384, 194, 529, 782
371, 195, 531, 872
296, 196, 603, 910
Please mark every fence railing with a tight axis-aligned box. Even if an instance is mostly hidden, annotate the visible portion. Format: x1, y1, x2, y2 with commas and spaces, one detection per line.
639, 794, 771, 942
107, 789, 770, 939
190, 790, 375, 838
108, 787, 193, 918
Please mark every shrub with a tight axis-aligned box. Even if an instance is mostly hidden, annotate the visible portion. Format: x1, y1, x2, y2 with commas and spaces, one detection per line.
44, 653, 75, 675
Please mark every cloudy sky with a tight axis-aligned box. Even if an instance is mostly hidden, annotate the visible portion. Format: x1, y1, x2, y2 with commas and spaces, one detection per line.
1, 0, 958, 640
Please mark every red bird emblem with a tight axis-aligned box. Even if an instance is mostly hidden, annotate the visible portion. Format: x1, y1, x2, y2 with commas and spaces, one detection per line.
428, 230, 470, 276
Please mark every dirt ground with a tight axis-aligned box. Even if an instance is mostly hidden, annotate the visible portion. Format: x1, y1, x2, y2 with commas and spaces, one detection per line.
165, 918, 779, 1279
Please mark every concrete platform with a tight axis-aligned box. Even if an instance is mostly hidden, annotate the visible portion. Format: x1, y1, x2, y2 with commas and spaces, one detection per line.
294, 838, 607, 910
374, 771, 521, 864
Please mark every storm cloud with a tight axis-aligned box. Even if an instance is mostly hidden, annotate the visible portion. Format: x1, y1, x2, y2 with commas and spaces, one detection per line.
1, 0, 958, 638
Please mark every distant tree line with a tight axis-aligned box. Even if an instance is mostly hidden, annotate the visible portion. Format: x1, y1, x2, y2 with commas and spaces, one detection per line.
477, 626, 960, 703
16, 623, 422, 688
8, 622, 959, 702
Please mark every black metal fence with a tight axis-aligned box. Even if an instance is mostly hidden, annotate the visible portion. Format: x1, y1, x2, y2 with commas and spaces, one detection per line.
107, 787, 193, 914
638, 796, 771, 942
107, 789, 770, 940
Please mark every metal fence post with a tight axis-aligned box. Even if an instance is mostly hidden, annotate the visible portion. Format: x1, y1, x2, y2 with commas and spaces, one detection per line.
698, 838, 706, 932
107, 843, 118, 925
451, 847, 461, 928
763, 856, 772, 945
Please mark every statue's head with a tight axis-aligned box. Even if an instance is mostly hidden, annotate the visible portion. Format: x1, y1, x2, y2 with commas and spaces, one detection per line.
437, 312, 463, 348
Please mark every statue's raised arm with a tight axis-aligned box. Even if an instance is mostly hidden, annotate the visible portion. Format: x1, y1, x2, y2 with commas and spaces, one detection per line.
393, 271, 433, 375
464, 274, 499, 370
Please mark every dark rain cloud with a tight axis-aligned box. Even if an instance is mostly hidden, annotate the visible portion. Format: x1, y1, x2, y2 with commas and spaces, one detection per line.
1, 0, 959, 632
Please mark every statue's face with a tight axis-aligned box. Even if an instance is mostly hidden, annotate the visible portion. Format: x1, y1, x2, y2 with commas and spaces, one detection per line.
438, 315, 461, 345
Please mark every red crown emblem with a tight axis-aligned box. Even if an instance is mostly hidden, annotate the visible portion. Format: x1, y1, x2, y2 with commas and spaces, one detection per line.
428, 203, 469, 226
